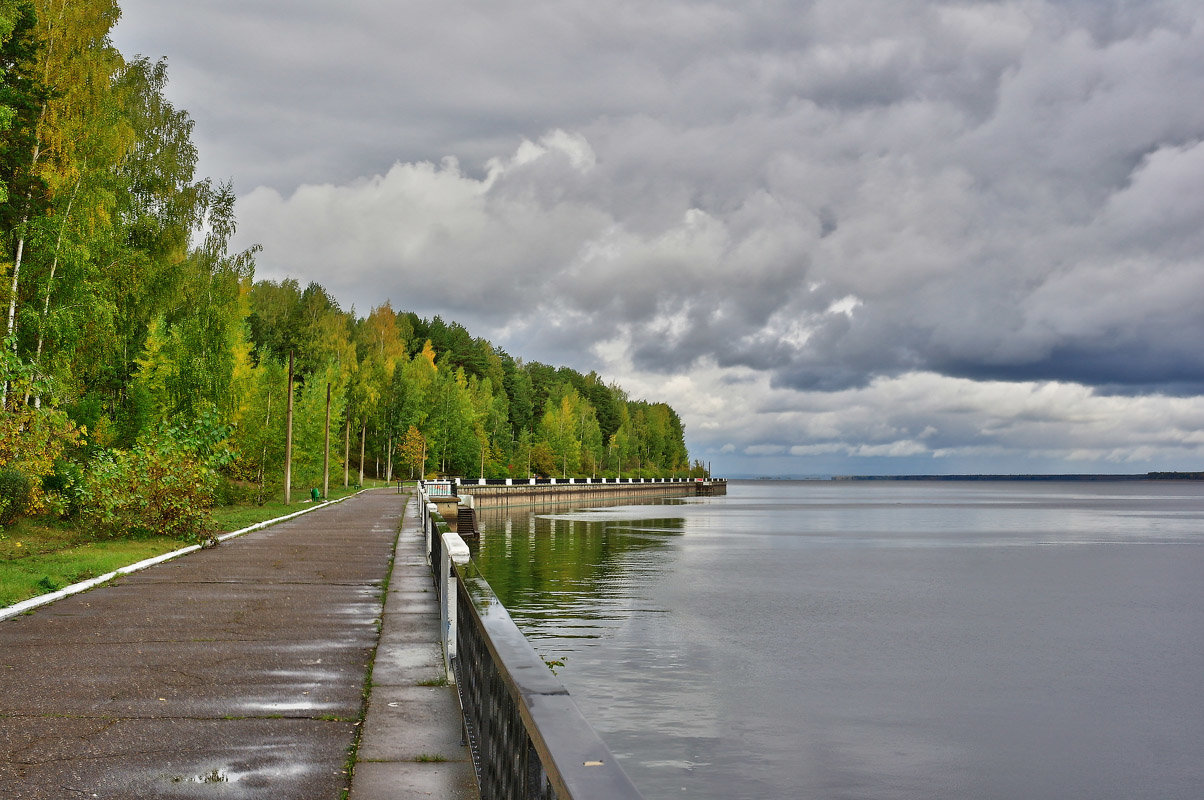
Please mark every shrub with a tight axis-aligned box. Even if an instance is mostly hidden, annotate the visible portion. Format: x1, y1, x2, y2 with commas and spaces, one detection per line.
41, 459, 85, 517
0, 406, 82, 516
0, 468, 32, 526
214, 477, 258, 506
83, 443, 212, 541
81, 409, 233, 543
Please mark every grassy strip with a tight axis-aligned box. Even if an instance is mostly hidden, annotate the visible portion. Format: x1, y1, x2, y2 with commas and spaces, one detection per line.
0, 480, 402, 608
0, 525, 181, 607
209, 482, 377, 532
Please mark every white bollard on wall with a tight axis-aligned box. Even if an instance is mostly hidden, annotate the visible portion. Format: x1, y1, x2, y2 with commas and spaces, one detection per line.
425, 503, 438, 566
440, 531, 471, 684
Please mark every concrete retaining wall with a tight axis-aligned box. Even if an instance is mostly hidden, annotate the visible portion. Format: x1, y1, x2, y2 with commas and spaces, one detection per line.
452, 479, 725, 509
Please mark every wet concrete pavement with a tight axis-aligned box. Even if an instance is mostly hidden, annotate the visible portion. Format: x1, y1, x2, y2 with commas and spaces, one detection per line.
347, 496, 477, 800
0, 489, 476, 799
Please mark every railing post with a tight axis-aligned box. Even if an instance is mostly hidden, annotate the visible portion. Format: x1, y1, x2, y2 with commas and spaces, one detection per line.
425, 502, 437, 566
440, 531, 471, 684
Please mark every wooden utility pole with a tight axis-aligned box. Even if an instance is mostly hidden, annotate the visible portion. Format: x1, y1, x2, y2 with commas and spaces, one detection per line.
322, 382, 331, 499
284, 351, 294, 504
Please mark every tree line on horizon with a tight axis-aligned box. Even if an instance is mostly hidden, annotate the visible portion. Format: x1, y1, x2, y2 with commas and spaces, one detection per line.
0, 0, 698, 537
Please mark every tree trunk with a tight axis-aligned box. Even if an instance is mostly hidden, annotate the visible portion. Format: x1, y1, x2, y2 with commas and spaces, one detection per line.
28, 175, 82, 407
258, 390, 272, 498
322, 383, 331, 499
284, 351, 294, 504
2, 209, 30, 409
386, 431, 393, 482
358, 424, 366, 487
3, 118, 44, 408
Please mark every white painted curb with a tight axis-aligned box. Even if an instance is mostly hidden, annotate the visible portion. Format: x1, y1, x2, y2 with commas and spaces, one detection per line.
0, 488, 377, 622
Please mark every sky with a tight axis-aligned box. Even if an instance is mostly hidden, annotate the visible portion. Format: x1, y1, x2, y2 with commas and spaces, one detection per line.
110, 0, 1204, 477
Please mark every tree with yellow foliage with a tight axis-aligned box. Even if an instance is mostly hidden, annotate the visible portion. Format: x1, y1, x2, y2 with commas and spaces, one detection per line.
398, 425, 425, 479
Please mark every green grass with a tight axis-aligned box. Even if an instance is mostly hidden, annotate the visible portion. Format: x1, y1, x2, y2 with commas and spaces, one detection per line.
0, 518, 180, 607
1, 481, 403, 609
416, 676, 449, 687
209, 482, 374, 532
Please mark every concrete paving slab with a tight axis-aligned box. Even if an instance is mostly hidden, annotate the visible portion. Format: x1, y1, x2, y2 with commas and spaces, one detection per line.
386, 595, 445, 615
348, 760, 478, 800
379, 612, 443, 644
370, 640, 444, 685
387, 589, 437, 604
357, 685, 467, 762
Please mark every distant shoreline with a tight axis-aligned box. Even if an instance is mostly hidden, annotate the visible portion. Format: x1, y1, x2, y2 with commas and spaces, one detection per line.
735, 472, 1204, 482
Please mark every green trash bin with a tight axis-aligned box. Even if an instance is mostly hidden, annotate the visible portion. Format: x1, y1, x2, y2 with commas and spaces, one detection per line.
310, 487, 321, 502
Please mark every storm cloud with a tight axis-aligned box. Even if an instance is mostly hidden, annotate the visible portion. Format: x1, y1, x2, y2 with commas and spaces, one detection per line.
112, 0, 1204, 474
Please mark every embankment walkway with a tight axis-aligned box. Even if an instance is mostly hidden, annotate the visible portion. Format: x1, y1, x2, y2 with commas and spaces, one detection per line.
0, 490, 476, 799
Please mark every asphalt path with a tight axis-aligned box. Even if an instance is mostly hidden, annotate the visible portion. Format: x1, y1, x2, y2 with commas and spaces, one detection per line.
0, 490, 408, 799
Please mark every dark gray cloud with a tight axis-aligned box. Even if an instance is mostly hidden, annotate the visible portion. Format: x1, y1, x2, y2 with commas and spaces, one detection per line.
111, 0, 1204, 473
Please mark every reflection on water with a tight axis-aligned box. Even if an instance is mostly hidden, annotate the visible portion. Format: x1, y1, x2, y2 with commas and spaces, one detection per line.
470, 498, 686, 640
468, 482, 1204, 800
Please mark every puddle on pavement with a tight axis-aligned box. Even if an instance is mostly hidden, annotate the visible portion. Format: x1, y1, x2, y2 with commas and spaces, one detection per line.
164, 756, 311, 794
277, 640, 362, 654
172, 768, 228, 784
237, 698, 345, 713
262, 668, 344, 683
331, 602, 379, 618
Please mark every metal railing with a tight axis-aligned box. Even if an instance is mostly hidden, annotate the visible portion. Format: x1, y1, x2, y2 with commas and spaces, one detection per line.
418, 488, 644, 800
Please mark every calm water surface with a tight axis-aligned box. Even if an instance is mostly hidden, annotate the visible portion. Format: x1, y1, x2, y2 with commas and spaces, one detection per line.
469, 480, 1204, 800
